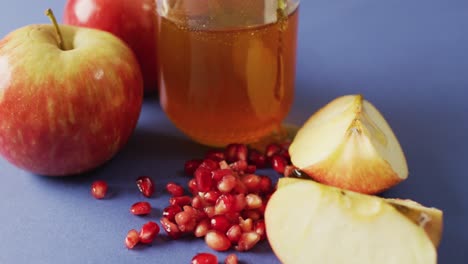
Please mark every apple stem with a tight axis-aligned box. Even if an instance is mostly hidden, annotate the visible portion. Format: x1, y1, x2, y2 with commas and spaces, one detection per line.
45, 8, 66, 50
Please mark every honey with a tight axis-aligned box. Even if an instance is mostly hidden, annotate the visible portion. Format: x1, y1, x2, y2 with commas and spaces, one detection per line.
157, 5, 299, 146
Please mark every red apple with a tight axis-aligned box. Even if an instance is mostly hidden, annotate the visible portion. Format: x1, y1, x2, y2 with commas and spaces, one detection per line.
0, 11, 143, 176
63, 0, 159, 94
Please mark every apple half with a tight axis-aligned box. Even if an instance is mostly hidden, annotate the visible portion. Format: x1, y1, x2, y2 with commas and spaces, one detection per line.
289, 94, 408, 194
265, 178, 440, 264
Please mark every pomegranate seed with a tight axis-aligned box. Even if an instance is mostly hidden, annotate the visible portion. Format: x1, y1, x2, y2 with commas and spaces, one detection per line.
205, 230, 231, 251
281, 149, 291, 162
130, 201, 152, 215
160, 217, 181, 239
184, 159, 203, 176
236, 231, 261, 251
215, 194, 235, 215
217, 175, 237, 193
258, 176, 273, 193
188, 179, 198, 194
271, 154, 287, 174
191, 253, 218, 264
139, 221, 160, 244
245, 165, 256, 174
194, 219, 210, 237
226, 224, 242, 243
233, 180, 248, 195
248, 149, 267, 168
166, 182, 185, 197
205, 149, 225, 162
239, 217, 253, 232
210, 215, 232, 233
246, 194, 262, 209
242, 210, 261, 221
265, 143, 282, 158
230, 160, 248, 172
175, 211, 193, 226
225, 254, 238, 264
163, 205, 182, 221
203, 190, 221, 205
254, 220, 266, 240
195, 167, 213, 192
211, 168, 233, 182
136, 176, 155, 198
233, 194, 247, 212
224, 212, 241, 223
219, 160, 230, 169
125, 229, 140, 249
203, 206, 216, 218
199, 159, 219, 172
236, 144, 248, 161
241, 174, 261, 193
183, 205, 206, 221
191, 195, 205, 209
91, 180, 107, 199
225, 143, 240, 162
169, 196, 192, 207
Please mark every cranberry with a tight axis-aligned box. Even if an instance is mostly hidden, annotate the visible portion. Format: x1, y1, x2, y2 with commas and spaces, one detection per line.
125, 229, 140, 249
191, 253, 218, 264
91, 180, 107, 199
166, 182, 185, 197
139, 221, 160, 244
130, 201, 152, 215
136, 176, 155, 198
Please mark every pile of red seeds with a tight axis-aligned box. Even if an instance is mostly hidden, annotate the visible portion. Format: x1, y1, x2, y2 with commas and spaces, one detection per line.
160, 143, 292, 252
91, 142, 293, 262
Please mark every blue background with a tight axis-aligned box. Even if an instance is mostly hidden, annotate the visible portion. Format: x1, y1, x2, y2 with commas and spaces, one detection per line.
1, 0, 467, 263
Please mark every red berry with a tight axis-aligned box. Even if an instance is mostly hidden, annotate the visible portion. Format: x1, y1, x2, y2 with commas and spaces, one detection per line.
130, 201, 152, 215
125, 229, 140, 249
91, 180, 107, 199
166, 182, 185, 197
136, 176, 155, 198
191, 253, 218, 264
139, 221, 160, 244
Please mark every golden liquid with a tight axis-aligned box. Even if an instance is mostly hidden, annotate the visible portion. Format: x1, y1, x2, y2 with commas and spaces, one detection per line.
157, 7, 299, 147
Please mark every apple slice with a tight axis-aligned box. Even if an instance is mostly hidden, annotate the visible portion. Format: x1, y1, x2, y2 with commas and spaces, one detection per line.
265, 179, 437, 264
289, 94, 408, 194
385, 198, 443, 247
276, 177, 443, 247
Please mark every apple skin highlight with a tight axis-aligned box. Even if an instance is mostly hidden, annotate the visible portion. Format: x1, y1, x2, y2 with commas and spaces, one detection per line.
0, 24, 143, 176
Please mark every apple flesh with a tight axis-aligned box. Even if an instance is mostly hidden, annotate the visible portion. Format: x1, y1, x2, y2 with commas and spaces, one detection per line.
0, 23, 143, 176
63, 0, 158, 94
265, 178, 439, 264
277, 177, 444, 247
289, 94, 408, 194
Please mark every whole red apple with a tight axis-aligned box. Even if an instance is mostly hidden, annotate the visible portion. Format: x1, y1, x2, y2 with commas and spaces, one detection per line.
0, 17, 143, 176
63, 0, 159, 94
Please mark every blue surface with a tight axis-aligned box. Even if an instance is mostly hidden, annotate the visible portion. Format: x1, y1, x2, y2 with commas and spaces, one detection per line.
1, 0, 467, 263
